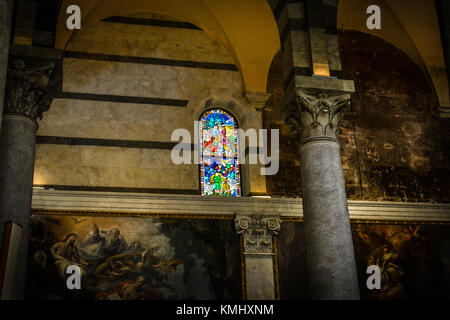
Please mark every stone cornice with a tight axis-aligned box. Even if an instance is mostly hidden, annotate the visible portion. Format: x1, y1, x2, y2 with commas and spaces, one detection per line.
31, 190, 450, 222
4, 59, 55, 120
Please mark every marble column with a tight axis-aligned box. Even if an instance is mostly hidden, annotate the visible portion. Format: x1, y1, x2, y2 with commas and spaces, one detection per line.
0, 59, 55, 299
285, 90, 360, 300
0, 0, 15, 131
235, 214, 280, 300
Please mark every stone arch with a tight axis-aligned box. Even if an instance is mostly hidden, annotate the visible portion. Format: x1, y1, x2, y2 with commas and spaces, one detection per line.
56, 0, 281, 97
337, 0, 450, 113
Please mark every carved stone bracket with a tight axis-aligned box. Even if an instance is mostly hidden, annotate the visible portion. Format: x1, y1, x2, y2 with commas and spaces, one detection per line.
4, 59, 55, 121
283, 90, 351, 144
235, 214, 281, 255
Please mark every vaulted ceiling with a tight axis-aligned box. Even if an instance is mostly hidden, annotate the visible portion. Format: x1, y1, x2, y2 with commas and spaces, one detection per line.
55, 0, 281, 96
54, 0, 449, 110
338, 0, 450, 111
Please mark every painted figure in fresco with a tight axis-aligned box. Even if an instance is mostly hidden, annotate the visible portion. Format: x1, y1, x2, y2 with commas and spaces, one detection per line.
94, 247, 156, 278
27, 215, 241, 300
127, 241, 144, 253
354, 224, 407, 299
148, 253, 183, 281
352, 224, 445, 299
29, 218, 58, 272
81, 223, 128, 261
93, 247, 183, 286
94, 252, 143, 278
93, 249, 183, 299
369, 245, 406, 299
95, 276, 161, 300
137, 250, 183, 294
52, 233, 90, 265
120, 276, 160, 300
51, 233, 90, 282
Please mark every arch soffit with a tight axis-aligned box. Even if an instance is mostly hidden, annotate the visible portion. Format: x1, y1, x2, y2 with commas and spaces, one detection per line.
337, 0, 450, 108
56, 0, 281, 97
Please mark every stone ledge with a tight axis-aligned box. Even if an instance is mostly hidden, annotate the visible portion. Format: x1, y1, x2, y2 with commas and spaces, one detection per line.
31, 189, 450, 222
10, 44, 63, 60
295, 75, 355, 93
439, 105, 450, 118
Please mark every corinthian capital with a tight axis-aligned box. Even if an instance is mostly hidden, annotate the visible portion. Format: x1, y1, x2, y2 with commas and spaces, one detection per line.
4, 59, 55, 120
235, 215, 281, 255
284, 90, 351, 144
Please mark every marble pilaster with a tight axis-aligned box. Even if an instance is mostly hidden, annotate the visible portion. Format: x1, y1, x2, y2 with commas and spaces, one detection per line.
235, 214, 280, 300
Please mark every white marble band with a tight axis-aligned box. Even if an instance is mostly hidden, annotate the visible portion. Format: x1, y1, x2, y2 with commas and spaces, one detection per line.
31, 189, 450, 222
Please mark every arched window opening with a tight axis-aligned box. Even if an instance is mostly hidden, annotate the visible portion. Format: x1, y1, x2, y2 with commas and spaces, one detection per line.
200, 109, 241, 197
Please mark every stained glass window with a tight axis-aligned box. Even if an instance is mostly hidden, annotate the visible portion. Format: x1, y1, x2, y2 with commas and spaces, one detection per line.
200, 109, 240, 196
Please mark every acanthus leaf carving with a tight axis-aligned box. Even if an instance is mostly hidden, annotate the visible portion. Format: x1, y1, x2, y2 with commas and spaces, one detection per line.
283, 90, 352, 144
4, 59, 55, 120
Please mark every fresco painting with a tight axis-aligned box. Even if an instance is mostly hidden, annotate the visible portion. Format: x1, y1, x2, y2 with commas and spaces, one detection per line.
27, 214, 242, 300
278, 221, 450, 299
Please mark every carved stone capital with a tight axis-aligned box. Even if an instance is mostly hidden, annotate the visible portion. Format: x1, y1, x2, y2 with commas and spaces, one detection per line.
235, 214, 281, 255
4, 59, 56, 121
283, 90, 351, 144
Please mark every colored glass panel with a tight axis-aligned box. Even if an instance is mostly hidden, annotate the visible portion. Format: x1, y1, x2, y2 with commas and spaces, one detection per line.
200, 109, 240, 196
